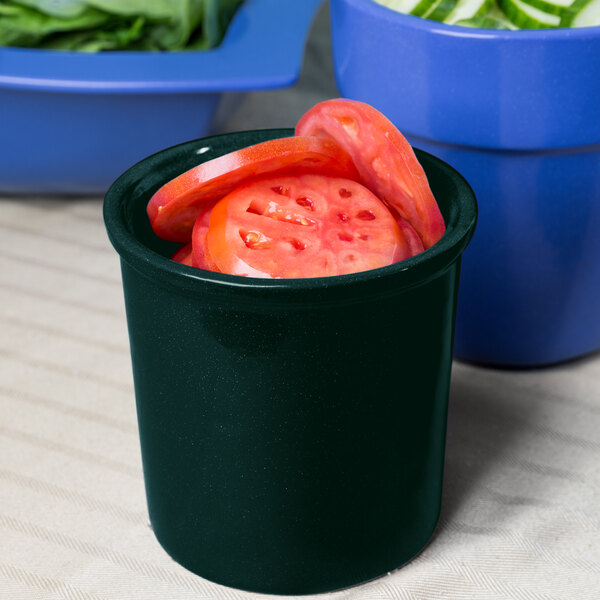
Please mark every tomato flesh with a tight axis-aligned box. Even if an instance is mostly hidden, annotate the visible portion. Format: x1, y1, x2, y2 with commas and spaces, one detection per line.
205, 174, 413, 279
148, 136, 360, 243
295, 99, 445, 249
396, 216, 425, 256
170, 243, 193, 266
191, 201, 217, 270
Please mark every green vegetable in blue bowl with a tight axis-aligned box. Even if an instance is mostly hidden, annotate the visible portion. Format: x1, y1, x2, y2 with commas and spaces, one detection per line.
373, 0, 600, 28
0, 0, 244, 51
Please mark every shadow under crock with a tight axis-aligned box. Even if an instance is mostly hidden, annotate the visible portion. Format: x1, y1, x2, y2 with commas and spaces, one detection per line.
438, 368, 539, 528
103, 129, 477, 595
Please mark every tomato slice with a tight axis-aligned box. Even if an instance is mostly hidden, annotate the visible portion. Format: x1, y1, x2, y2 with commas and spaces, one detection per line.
147, 136, 360, 243
205, 174, 414, 279
295, 99, 445, 249
171, 243, 193, 266
397, 216, 425, 256
191, 201, 217, 270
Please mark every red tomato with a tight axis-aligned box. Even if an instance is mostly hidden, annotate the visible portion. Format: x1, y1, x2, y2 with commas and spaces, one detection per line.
205, 174, 414, 279
171, 243, 193, 266
397, 216, 425, 256
191, 201, 216, 270
147, 136, 360, 243
295, 99, 445, 249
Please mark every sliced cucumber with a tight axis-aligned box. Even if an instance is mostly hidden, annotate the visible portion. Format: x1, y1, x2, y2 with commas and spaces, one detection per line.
410, 0, 440, 16
454, 14, 512, 25
499, 0, 561, 26
561, 0, 600, 25
425, 0, 460, 21
445, 0, 493, 24
486, 4, 521, 25
572, 0, 600, 24
373, 0, 428, 15
371, 0, 598, 27
519, 0, 575, 16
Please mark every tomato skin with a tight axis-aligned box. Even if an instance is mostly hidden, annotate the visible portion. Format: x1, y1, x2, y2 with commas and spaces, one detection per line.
191, 201, 217, 270
206, 174, 413, 279
295, 99, 445, 249
147, 136, 360, 243
396, 216, 425, 256
171, 243, 193, 266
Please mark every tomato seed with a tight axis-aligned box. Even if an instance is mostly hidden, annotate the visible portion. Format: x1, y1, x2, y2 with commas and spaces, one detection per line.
338, 232, 353, 242
287, 238, 307, 250
335, 116, 358, 137
240, 229, 271, 250
246, 199, 265, 215
271, 186, 289, 196
251, 200, 316, 227
337, 213, 349, 222
357, 210, 376, 221
296, 197, 314, 210
338, 188, 352, 198
359, 234, 370, 241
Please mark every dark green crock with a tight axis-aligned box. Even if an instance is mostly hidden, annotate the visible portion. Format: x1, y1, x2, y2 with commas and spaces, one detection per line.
103, 129, 477, 595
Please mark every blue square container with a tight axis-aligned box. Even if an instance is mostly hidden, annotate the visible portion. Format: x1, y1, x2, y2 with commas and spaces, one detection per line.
0, 0, 323, 195
330, 0, 600, 366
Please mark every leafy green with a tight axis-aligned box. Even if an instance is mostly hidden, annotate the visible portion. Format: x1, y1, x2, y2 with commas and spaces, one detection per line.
0, 3, 109, 47
40, 16, 146, 51
0, 0, 244, 51
10, 1, 89, 19
83, 0, 177, 20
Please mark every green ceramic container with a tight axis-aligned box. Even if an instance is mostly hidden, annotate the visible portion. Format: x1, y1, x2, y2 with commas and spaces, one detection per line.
103, 129, 477, 595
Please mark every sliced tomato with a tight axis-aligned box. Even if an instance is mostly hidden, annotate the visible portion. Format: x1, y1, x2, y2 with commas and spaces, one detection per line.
205, 174, 414, 279
171, 243, 193, 266
295, 99, 445, 249
396, 216, 425, 257
191, 201, 217, 270
148, 136, 360, 243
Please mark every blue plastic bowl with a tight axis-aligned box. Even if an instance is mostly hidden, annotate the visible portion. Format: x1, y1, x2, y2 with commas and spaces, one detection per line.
0, 0, 323, 195
330, 0, 600, 367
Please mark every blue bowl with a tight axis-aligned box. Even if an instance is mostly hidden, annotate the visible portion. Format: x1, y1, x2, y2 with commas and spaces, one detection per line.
0, 0, 323, 195
331, 0, 600, 367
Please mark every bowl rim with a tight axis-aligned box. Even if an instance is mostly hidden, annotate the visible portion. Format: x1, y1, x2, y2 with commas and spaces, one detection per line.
346, 0, 600, 40
0, 0, 324, 93
104, 129, 478, 308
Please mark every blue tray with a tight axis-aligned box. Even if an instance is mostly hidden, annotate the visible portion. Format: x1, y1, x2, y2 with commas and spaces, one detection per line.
0, 0, 324, 194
